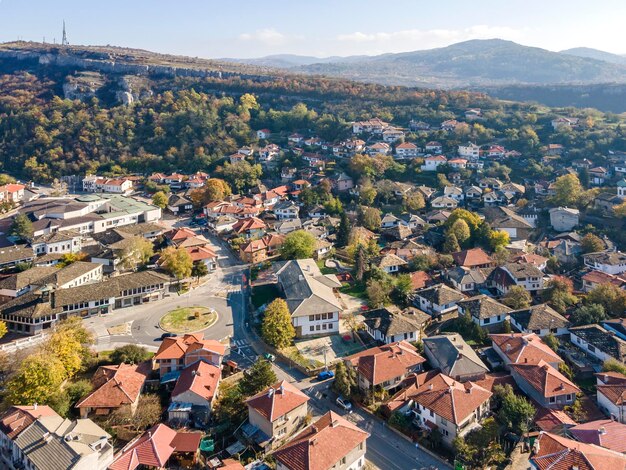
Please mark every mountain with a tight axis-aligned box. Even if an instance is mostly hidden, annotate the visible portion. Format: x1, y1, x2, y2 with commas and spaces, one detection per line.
560, 47, 626, 65
230, 39, 626, 89
222, 54, 366, 68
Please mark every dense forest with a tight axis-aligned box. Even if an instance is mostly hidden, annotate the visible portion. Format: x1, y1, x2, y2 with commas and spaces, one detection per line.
0, 67, 625, 182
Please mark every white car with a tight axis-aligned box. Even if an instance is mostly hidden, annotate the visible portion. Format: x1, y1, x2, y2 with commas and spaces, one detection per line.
336, 396, 353, 412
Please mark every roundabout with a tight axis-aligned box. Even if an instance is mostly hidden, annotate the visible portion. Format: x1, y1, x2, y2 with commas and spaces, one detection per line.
159, 306, 218, 334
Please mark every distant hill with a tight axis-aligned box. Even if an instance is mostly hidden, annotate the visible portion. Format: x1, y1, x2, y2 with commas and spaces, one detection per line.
560, 47, 626, 66
231, 39, 626, 88
222, 54, 367, 68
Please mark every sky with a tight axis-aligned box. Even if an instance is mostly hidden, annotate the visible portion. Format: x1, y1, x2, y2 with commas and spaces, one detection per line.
0, 0, 624, 59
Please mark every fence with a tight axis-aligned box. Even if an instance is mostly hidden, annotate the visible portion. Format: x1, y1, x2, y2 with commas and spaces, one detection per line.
0, 332, 49, 352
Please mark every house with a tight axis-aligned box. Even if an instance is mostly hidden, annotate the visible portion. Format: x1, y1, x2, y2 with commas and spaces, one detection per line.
584, 251, 626, 275
352, 118, 389, 134
257, 129, 271, 139
273, 411, 369, 470
618, 179, 626, 199
464, 185, 483, 201
509, 304, 570, 336
446, 266, 490, 293
109, 423, 201, 470
362, 307, 430, 344
274, 218, 303, 234
448, 158, 468, 169
281, 167, 297, 181
581, 270, 626, 293
334, 172, 354, 192
76, 362, 150, 419
457, 295, 511, 328
511, 253, 549, 271
441, 119, 460, 131
30, 230, 83, 255
568, 419, 626, 454
569, 324, 626, 364
366, 142, 391, 155
485, 206, 534, 240
314, 239, 332, 260
232, 217, 267, 239
246, 381, 310, 446
458, 142, 481, 159
443, 185, 464, 201
603, 318, 626, 341
170, 359, 221, 419
275, 259, 342, 337
273, 200, 299, 220
167, 193, 194, 214
414, 283, 465, 316
431, 195, 458, 209
423, 334, 489, 382
488, 262, 544, 295
589, 166, 610, 185
409, 120, 430, 131
596, 372, 626, 423
549, 207, 580, 232
421, 155, 447, 171
533, 431, 626, 469
452, 248, 494, 268
344, 341, 426, 391
0, 183, 26, 203
0, 245, 35, 269
0, 406, 114, 470
551, 116, 579, 130
410, 271, 432, 291
381, 213, 401, 228
425, 141, 443, 154
153, 333, 226, 377
405, 373, 492, 447
239, 233, 285, 264
395, 142, 419, 158
375, 253, 408, 274
382, 127, 405, 143
490, 333, 563, 369
511, 360, 579, 409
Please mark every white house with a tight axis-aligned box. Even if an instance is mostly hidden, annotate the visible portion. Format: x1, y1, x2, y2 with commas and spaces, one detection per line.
458, 142, 481, 159
569, 325, 626, 364
421, 155, 447, 171
596, 372, 626, 423
273, 200, 299, 220
395, 142, 419, 158
549, 207, 579, 232
583, 251, 626, 275
414, 284, 465, 316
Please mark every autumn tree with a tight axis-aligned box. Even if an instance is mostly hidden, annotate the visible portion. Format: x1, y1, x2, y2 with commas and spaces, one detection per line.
366, 277, 393, 308
580, 233, 604, 254
152, 191, 168, 209
443, 232, 461, 254
544, 333, 559, 352
107, 394, 162, 432
542, 276, 577, 313
502, 285, 531, 309
160, 246, 193, 282
448, 219, 471, 246
50, 178, 68, 197
192, 178, 232, 206
586, 283, 626, 317
358, 206, 382, 232
261, 299, 295, 349
120, 236, 154, 270
488, 230, 510, 251
280, 230, 316, 260
549, 174, 583, 207
333, 360, 357, 398
6, 353, 66, 406
403, 191, 425, 212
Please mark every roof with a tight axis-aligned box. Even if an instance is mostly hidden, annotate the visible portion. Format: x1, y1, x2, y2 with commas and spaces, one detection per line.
154, 333, 226, 361
246, 380, 310, 422
457, 295, 511, 320
452, 248, 493, 267
345, 341, 426, 386
415, 283, 465, 306
169, 432, 202, 453
408, 373, 492, 425
584, 251, 626, 266
423, 334, 489, 378
109, 423, 177, 470
490, 333, 562, 365
362, 308, 429, 337
375, 253, 408, 268
510, 360, 580, 398
410, 271, 432, 290
509, 304, 570, 332
0, 405, 57, 440
569, 419, 626, 453
531, 432, 626, 470
76, 362, 150, 410
0, 266, 58, 291
569, 325, 626, 362
0, 244, 34, 265
172, 360, 221, 402
273, 411, 369, 470
275, 259, 342, 317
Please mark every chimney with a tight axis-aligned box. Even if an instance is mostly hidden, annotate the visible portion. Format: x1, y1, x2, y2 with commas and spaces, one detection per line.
505, 344, 512, 352
33, 403, 38, 410
268, 388, 275, 398
524, 357, 528, 363
598, 427, 607, 435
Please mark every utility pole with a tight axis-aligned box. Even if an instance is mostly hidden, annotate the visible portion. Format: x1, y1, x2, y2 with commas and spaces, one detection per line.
62, 20, 69, 46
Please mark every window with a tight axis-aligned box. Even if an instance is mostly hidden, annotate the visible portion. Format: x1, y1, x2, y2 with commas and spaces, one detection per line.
315, 314, 321, 321
310, 326, 314, 332
309, 315, 314, 321
566, 394, 573, 402
316, 325, 321, 331
588, 345, 596, 353
321, 313, 327, 320
440, 418, 447, 426
484, 317, 491, 324
322, 324, 327, 330
549, 396, 556, 404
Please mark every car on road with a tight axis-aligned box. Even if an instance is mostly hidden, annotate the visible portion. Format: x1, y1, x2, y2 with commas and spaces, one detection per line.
160, 332, 177, 340
263, 353, 276, 362
336, 396, 352, 412
317, 370, 334, 381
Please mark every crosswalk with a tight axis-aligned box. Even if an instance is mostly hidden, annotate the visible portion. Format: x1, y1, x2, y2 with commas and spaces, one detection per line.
232, 339, 249, 347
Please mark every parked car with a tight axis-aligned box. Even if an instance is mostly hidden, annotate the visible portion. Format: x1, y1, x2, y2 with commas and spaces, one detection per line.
263, 353, 276, 362
160, 332, 177, 340
318, 369, 334, 381
336, 396, 352, 412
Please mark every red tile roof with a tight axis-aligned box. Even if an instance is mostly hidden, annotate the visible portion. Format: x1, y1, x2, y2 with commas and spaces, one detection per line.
510, 360, 580, 399
154, 334, 226, 361
452, 248, 493, 267
109, 423, 177, 470
0, 405, 57, 440
531, 432, 626, 470
76, 362, 150, 410
569, 419, 626, 453
246, 380, 310, 422
534, 407, 577, 432
172, 360, 220, 403
221, 458, 245, 470
169, 431, 202, 453
273, 411, 369, 470
490, 333, 563, 366
410, 271, 432, 290
345, 341, 426, 387
185, 245, 217, 262
232, 217, 267, 234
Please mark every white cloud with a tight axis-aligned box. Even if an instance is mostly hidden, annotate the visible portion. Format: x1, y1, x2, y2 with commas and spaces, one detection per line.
238, 28, 288, 46
336, 25, 526, 55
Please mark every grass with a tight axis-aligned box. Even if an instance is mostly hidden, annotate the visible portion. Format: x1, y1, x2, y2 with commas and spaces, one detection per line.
339, 282, 367, 299
251, 284, 280, 309
316, 259, 338, 275
281, 346, 325, 369
160, 306, 217, 333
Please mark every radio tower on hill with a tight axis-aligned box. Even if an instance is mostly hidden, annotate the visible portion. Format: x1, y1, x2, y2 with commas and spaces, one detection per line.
62, 20, 69, 46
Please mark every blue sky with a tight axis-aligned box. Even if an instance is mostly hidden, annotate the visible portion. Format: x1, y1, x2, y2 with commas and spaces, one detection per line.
0, 0, 624, 58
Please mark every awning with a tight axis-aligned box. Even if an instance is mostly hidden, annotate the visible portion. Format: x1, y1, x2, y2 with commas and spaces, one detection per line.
161, 370, 181, 384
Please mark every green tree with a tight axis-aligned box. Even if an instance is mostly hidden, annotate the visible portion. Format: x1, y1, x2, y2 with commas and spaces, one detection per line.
358, 206, 382, 232
220, 161, 263, 193
213, 381, 246, 427
152, 191, 168, 209
66, 380, 93, 407
261, 299, 295, 349
354, 243, 367, 282
580, 233, 604, 253
239, 358, 278, 397
544, 333, 560, 352
393, 274, 414, 306
403, 191, 425, 212
586, 283, 626, 317
543, 276, 577, 314
160, 246, 193, 282
443, 232, 461, 253
570, 303, 606, 326
495, 384, 536, 434
109, 345, 152, 364
280, 230, 316, 260
333, 360, 356, 398
502, 285, 531, 309
191, 261, 209, 280
337, 212, 351, 248
10, 213, 33, 240
366, 279, 393, 308
603, 358, 626, 375
448, 219, 471, 246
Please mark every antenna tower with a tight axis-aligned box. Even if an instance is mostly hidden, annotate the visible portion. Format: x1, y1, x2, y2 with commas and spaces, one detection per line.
62, 21, 69, 46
